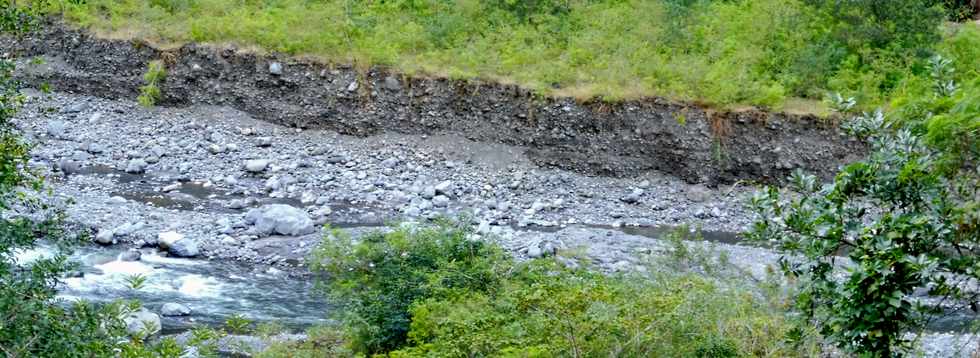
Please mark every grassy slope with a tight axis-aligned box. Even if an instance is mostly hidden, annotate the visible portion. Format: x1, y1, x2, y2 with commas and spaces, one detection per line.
39, 0, 980, 113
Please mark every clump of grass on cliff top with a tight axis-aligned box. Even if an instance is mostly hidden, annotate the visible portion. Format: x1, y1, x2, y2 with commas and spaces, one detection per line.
45, 0, 980, 112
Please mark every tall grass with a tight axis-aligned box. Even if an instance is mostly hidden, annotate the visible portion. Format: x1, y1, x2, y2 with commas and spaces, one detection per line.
44, 0, 980, 111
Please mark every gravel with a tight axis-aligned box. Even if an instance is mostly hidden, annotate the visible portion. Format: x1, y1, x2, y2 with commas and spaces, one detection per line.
9, 90, 973, 357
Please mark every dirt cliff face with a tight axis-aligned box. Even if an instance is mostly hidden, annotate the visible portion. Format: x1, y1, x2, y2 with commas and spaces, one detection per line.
2, 21, 865, 185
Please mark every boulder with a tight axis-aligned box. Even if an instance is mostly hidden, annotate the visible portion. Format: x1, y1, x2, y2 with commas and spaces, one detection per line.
245, 204, 315, 237
169, 239, 200, 258
160, 303, 192, 317
244, 159, 270, 173
157, 231, 184, 249
124, 308, 161, 337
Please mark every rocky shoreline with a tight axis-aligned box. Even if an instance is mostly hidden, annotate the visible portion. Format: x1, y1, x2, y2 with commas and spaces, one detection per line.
2, 21, 864, 186
17, 90, 757, 265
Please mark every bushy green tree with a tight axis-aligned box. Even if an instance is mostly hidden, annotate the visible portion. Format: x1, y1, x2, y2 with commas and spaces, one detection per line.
748, 57, 979, 357
309, 222, 510, 354
311, 223, 807, 356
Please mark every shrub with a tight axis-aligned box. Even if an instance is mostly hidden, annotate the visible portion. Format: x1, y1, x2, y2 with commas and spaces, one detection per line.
310, 223, 808, 356
395, 261, 801, 357
309, 222, 510, 354
748, 58, 979, 356
137, 60, 166, 107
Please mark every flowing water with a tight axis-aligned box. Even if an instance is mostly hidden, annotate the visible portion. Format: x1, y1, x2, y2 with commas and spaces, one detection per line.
15, 244, 328, 334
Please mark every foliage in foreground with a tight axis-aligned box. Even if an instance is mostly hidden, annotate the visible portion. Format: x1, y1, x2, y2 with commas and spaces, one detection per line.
48, 0, 979, 109
309, 223, 806, 357
749, 57, 979, 357
0, 22, 135, 354
1, 15, 208, 357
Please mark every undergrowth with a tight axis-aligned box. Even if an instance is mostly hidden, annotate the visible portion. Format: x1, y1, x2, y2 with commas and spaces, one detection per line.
284, 222, 812, 357
42, 0, 980, 111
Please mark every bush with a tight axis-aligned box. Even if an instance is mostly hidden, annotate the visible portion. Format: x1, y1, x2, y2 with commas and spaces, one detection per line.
310, 223, 808, 356
137, 60, 166, 107
309, 222, 510, 354
0, 54, 133, 358
396, 261, 800, 357
748, 58, 979, 356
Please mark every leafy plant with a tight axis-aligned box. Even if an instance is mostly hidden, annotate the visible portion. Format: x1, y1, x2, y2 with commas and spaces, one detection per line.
748, 59, 979, 356
0, 0, 47, 35
0, 54, 136, 358
125, 273, 148, 290
225, 313, 253, 335
137, 60, 166, 107
311, 222, 810, 356
310, 222, 509, 354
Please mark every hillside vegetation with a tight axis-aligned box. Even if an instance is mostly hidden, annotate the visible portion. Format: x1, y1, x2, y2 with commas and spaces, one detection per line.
44, 0, 980, 111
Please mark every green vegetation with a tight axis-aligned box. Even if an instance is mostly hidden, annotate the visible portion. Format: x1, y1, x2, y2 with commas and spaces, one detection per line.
137, 60, 166, 107
748, 57, 979, 356
305, 223, 807, 357
42, 0, 977, 110
1, 15, 134, 355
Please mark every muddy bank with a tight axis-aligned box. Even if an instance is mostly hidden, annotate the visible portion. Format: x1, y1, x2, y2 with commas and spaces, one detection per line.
2, 21, 863, 185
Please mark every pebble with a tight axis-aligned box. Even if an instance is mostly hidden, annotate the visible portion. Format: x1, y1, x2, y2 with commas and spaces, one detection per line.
126, 159, 148, 174
244, 159, 270, 173
268, 62, 283, 75
432, 195, 450, 207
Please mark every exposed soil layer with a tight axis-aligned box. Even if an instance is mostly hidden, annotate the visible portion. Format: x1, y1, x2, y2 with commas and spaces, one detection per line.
2, 22, 865, 185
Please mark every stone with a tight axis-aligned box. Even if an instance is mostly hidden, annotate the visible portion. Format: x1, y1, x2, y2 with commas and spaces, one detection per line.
685, 186, 711, 203
421, 186, 436, 200
432, 195, 450, 207
244, 204, 315, 237
94, 229, 114, 245
62, 102, 88, 114
160, 303, 192, 317
527, 245, 543, 258
227, 198, 251, 210
380, 157, 399, 169
126, 159, 148, 174
434, 180, 453, 195
244, 159, 270, 173
208, 144, 224, 154
124, 308, 161, 337
621, 189, 644, 204
57, 158, 81, 175
157, 231, 184, 250
257, 137, 273, 147
115, 222, 143, 237
268, 62, 283, 75
82, 141, 104, 154
383, 75, 401, 91
169, 238, 200, 257
46, 120, 66, 138
346, 81, 359, 92
162, 183, 182, 192
119, 250, 141, 262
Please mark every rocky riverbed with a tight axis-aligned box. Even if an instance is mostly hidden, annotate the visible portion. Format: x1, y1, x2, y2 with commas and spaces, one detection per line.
8, 90, 978, 356
14, 90, 759, 264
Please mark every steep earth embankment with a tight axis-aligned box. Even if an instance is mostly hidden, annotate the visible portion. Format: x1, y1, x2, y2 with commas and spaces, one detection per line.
2, 21, 863, 186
